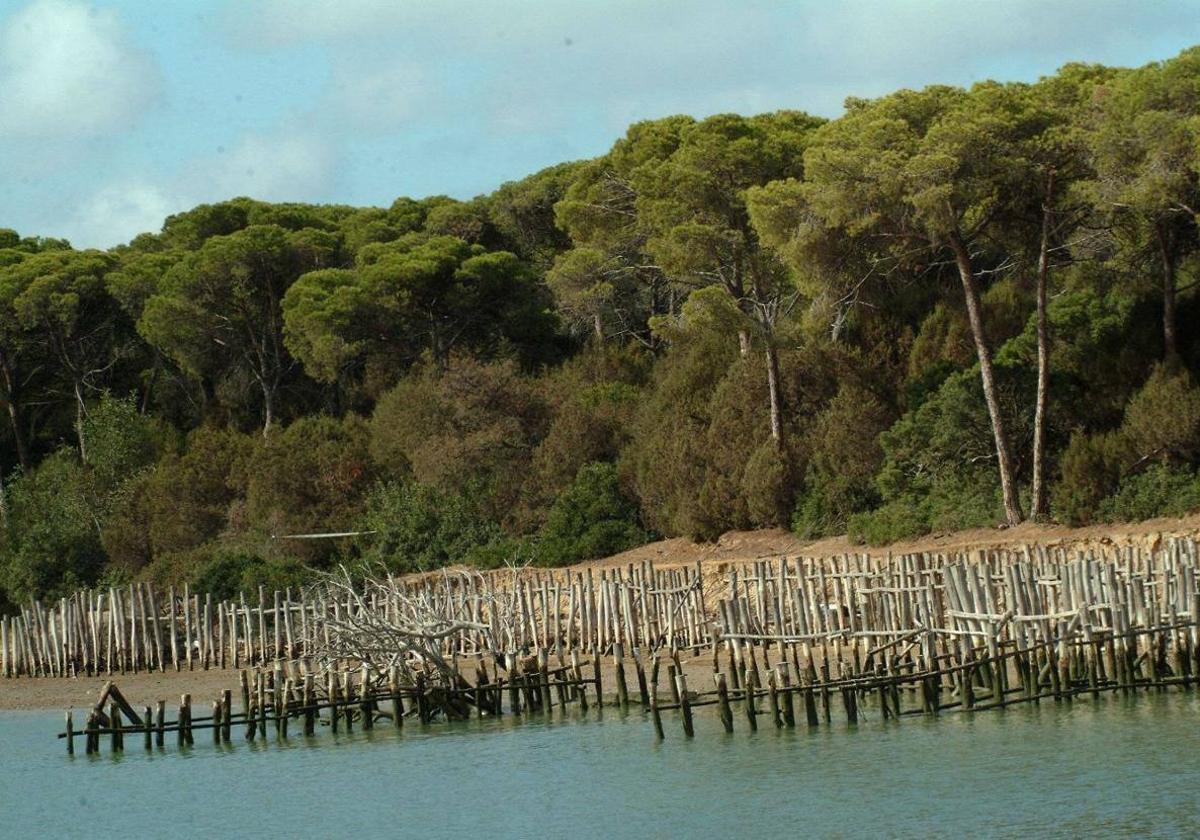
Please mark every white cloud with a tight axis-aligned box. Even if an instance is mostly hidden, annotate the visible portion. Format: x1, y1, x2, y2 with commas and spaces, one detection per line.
68, 129, 336, 247
224, 0, 415, 48
72, 180, 176, 247
326, 60, 425, 130
202, 133, 335, 201
0, 0, 162, 138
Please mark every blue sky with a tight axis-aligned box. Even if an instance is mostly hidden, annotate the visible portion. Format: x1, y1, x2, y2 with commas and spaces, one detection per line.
2, 0, 1199, 249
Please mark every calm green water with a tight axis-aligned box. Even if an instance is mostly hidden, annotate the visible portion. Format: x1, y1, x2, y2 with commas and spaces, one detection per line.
3, 694, 1199, 838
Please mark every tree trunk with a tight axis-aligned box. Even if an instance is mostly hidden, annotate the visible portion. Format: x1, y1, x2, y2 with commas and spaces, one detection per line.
738, 330, 751, 356
0, 352, 29, 470
261, 380, 274, 436
74, 380, 88, 464
592, 312, 604, 342
1030, 170, 1055, 520
140, 356, 160, 416
0, 460, 8, 529
4, 398, 28, 471
430, 312, 448, 372
1156, 224, 1178, 363
948, 234, 1023, 526
765, 341, 783, 445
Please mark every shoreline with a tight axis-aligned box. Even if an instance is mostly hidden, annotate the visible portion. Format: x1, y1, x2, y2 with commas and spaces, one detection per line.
0, 653, 725, 712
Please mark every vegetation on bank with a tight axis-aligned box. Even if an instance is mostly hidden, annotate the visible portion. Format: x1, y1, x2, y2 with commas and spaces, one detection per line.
2, 47, 1200, 608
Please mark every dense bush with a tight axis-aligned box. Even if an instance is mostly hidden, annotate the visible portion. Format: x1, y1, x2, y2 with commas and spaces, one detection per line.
245, 414, 376, 563
0, 452, 105, 602
370, 357, 548, 526
355, 481, 525, 573
1050, 432, 1126, 525
1097, 465, 1200, 523
538, 462, 650, 566
792, 384, 892, 538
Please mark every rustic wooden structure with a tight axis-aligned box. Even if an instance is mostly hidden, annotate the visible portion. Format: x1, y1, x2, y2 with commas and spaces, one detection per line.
32, 535, 1200, 752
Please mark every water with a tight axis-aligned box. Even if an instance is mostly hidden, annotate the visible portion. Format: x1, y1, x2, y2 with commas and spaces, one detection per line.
3, 694, 1199, 839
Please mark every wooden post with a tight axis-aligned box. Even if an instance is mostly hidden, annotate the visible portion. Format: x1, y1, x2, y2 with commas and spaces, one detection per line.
613, 642, 629, 708
328, 672, 339, 734
572, 652, 588, 712
592, 652, 603, 706
766, 669, 781, 728
280, 681, 291, 738
715, 672, 734, 733
415, 672, 430, 724
779, 662, 796, 727
180, 694, 193, 746
630, 647, 649, 710
506, 654, 520, 715
65, 710, 74, 755
744, 668, 759, 731
388, 666, 403, 729
168, 586, 178, 671
85, 710, 98, 755
676, 672, 694, 738
155, 699, 165, 747
110, 701, 123, 752
359, 665, 373, 731
650, 680, 664, 740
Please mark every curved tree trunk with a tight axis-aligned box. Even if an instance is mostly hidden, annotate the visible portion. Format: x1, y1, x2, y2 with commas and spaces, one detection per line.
765, 341, 783, 445
0, 351, 29, 470
1156, 224, 1178, 363
1030, 170, 1055, 519
261, 380, 275, 436
74, 380, 88, 464
949, 234, 1023, 526
0, 461, 8, 528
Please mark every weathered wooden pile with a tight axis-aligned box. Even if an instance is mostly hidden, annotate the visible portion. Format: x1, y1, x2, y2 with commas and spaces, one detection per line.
62, 651, 609, 754
7, 563, 708, 677
40, 534, 1200, 753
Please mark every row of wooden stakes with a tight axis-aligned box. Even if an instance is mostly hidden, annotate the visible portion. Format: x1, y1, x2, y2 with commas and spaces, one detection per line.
60, 602, 1200, 756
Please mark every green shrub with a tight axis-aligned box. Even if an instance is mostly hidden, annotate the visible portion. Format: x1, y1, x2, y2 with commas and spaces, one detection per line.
1120, 364, 1200, 463
0, 451, 105, 602
792, 384, 892, 538
238, 556, 313, 594
192, 551, 259, 601
538, 463, 649, 566
1051, 431, 1125, 525
1051, 365, 1200, 526
850, 366, 1023, 543
369, 357, 548, 525
83, 392, 175, 493
189, 549, 313, 600
246, 414, 376, 564
847, 497, 929, 546
1098, 465, 1200, 523
847, 473, 1001, 546
355, 480, 517, 572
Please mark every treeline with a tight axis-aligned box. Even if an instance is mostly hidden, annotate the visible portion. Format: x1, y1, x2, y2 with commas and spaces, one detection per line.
3, 48, 1200, 608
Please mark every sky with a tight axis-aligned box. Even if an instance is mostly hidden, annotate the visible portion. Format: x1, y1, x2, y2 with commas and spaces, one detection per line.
1, 0, 1199, 249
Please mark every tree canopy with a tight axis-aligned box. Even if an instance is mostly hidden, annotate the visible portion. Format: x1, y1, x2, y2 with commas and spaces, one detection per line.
3, 46, 1200, 608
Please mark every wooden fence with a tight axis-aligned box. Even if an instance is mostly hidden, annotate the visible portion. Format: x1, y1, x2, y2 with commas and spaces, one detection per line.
12, 536, 1200, 692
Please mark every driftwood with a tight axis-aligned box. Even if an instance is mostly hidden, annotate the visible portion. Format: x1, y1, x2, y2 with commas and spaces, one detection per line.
302, 564, 524, 690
